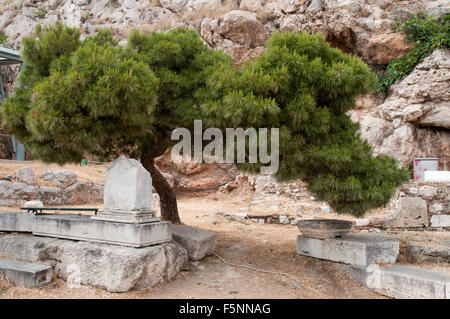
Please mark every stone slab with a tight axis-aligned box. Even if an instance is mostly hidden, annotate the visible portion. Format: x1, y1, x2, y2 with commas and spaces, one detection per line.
91, 209, 159, 224
424, 170, 450, 183
0, 212, 35, 232
172, 225, 217, 261
296, 233, 399, 267
406, 241, 450, 264
347, 264, 450, 299
32, 214, 172, 248
0, 235, 188, 292
382, 196, 429, 228
0, 258, 52, 288
0, 235, 57, 263
0, 212, 172, 248
430, 215, 450, 228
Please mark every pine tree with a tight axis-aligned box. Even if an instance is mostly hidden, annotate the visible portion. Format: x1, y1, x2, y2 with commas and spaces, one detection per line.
1, 24, 409, 223
201, 31, 410, 216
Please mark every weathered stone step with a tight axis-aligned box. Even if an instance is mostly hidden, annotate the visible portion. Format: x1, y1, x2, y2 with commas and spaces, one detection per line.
296, 233, 399, 267
347, 264, 450, 299
0, 234, 189, 292
0, 258, 53, 288
172, 225, 217, 261
405, 241, 450, 264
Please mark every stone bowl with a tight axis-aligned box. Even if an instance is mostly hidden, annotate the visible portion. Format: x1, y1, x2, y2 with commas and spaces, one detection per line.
296, 219, 353, 239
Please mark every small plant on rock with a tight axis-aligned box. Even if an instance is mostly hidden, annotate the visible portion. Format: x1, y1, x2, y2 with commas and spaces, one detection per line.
35, 8, 47, 19
377, 12, 450, 94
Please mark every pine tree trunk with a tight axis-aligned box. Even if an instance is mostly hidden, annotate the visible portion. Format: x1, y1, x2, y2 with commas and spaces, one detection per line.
141, 138, 181, 224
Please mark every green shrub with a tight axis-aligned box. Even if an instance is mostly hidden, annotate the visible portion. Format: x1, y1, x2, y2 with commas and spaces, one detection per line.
378, 13, 450, 94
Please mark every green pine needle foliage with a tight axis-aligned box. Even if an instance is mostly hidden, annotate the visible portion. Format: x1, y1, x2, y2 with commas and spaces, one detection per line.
202, 31, 410, 217
1, 24, 410, 217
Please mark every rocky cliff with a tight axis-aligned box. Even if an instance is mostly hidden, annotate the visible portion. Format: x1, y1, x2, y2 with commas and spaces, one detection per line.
0, 0, 449, 172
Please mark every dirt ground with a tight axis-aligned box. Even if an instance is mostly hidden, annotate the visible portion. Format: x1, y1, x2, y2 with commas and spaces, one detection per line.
0, 160, 107, 186
0, 161, 446, 299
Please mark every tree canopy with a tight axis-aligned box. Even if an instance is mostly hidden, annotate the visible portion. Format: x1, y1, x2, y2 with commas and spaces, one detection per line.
201, 31, 410, 216
1, 23, 409, 219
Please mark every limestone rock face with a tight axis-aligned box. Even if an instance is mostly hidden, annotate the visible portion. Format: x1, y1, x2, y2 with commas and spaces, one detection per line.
378, 49, 450, 129
62, 181, 103, 204
0, 0, 442, 63
364, 33, 414, 65
5, 167, 38, 186
0, 180, 38, 206
160, 0, 188, 13
43, 170, 78, 188
155, 150, 238, 191
0, 167, 103, 206
357, 49, 450, 170
0, 180, 15, 200
37, 186, 62, 205
201, 10, 268, 65
12, 182, 37, 201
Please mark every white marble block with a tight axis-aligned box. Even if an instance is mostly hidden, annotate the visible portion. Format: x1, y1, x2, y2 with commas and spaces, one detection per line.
104, 156, 152, 211
424, 171, 450, 183
92, 156, 158, 224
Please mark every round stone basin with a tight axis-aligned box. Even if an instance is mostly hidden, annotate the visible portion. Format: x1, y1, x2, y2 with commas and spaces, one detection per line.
296, 219, 353, 239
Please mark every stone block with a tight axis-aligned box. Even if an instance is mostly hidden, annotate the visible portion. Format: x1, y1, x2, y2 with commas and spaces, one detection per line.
382, 196, 428, 228
62, 181, 102, 204
0, 180, 13, 198
424, 171, 450, 183
0, 199, 19, 207
43, 169, 77, 188
320, 205, 331, 213
428, 203, 444, 214
0, 235, 56, 263
0, 258, 52, 288
172, 225, 217, 261
0, 235, 188, 292
31, 213, 172, 248
5, 167, 37, 186
279, 215, 289, 224
104, 156, 152, 211
296, 233, 399, 267
0, 212, 35, 232
37, 186, 63, 205
418, 185, 437, 198
55, 240, 185, 292
406, 242, 450, 264
93, 156, 156, 223
430, 215, 450, 228
0, 212, 172, 248
11, 182, 37, 200
355, 218, 369, 226
348, 264, 450, 299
